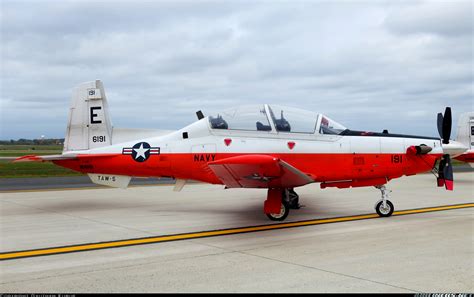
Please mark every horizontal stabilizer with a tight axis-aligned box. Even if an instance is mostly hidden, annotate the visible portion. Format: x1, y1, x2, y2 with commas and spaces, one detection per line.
14, 153, 117, 162
14, 154, 78, 162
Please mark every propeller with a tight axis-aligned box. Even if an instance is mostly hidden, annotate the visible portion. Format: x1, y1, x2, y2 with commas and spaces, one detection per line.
437, 107, 452, 144
436, 107, 454, 191
437, 155, 453, 190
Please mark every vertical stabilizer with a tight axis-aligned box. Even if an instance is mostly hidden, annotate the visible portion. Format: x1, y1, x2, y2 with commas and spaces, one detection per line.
455, 112, 474, 150
64, 80, 113, 151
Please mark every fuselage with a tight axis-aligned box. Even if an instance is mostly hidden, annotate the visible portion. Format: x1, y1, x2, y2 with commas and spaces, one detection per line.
55, 117, 443, 187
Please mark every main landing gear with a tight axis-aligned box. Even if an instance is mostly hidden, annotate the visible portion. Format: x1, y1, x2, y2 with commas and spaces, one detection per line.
263, 186, 394, 221
374, 185, 394, 217
264, 188, 301, 221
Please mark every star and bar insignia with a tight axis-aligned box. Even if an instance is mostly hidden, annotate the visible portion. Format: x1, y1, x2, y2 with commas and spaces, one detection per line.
122, 142, 160, 162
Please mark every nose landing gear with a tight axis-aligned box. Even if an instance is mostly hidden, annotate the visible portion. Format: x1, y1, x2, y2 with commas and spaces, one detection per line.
374, 185, 394, 217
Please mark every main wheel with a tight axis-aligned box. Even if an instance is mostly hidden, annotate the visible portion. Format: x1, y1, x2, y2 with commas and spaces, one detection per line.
266, 200, 290, 221
375, 200, 394, 217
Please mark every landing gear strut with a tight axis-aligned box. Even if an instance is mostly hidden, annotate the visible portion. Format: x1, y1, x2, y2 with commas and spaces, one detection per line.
374, 185, 394, 217
264, 188, 301, 221
288, 188, 301, 209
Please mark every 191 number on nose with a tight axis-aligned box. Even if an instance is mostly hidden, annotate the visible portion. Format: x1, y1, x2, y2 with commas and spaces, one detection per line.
391, 155, 403, 163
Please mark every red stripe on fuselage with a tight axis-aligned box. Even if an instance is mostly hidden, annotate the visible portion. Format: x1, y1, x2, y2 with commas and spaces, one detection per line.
53, 152, 441, 186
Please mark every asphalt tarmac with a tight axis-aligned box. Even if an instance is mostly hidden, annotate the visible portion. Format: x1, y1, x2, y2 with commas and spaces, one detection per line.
0, 172, 473, 293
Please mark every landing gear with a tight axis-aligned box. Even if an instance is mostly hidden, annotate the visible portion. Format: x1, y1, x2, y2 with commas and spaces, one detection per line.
264, 188, 301, 221
288, 188, 301, 209
374, 185, 394, 217
266, 200, 290, 221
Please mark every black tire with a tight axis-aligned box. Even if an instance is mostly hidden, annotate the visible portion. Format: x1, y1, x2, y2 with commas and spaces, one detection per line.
375, 200, 394, 217
266, 200, 290, 221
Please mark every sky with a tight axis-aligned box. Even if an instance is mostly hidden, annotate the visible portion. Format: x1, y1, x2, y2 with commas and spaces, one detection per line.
1, 0, 472, 139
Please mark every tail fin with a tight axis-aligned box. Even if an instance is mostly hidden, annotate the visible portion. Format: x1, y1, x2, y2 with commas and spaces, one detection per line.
455, 112, 474, 150
64, 80, 113, 152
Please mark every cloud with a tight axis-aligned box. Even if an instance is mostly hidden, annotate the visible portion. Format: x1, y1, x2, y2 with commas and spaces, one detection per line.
384, 1, 472, 37
0, 0, 472, 139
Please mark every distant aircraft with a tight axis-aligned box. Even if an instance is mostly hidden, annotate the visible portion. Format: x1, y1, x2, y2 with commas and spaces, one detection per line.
452, 112, 474, 167
16, 80, 469, 221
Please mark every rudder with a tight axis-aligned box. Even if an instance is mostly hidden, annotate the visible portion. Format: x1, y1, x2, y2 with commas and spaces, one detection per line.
64, 80, 113, 151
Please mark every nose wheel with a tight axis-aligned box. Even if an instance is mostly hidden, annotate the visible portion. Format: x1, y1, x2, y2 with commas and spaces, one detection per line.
374, 185, 394, 217
375, 199, 394, 217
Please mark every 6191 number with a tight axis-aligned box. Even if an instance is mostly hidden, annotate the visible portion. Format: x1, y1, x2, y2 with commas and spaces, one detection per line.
92, 136, 106, 143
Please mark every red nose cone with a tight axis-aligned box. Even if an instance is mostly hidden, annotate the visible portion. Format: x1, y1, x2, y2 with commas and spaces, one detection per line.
224, 138, 232, 146
287, 141, 295, 150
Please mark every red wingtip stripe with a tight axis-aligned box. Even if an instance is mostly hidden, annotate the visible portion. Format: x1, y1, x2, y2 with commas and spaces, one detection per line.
13, 155, 42, 162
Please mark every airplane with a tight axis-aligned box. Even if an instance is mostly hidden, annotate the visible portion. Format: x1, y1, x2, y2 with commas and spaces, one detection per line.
15, 80, 469, 221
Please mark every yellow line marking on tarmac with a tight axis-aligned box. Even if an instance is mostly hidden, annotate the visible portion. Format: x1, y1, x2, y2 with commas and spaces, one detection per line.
1, 203, 472, 261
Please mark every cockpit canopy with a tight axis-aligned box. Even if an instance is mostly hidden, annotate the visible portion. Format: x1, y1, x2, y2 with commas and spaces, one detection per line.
209, 104, 347, 135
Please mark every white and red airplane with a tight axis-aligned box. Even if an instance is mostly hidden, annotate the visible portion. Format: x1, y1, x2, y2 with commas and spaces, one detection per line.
16, 80, 470, 221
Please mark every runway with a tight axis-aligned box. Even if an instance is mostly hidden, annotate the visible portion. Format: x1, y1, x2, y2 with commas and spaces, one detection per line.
0, 172, 473, 292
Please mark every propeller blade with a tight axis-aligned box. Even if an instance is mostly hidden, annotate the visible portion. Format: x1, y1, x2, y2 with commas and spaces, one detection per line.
437, 112, 444, 139
442, 154, 454, 191
442, 107, 452, 144
437, 157, 446, 187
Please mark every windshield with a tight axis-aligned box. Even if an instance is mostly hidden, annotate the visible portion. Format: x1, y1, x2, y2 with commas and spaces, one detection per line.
319, 115, 347, 135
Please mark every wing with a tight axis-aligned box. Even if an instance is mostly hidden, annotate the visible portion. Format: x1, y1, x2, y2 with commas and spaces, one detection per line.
208, 154, 314, 188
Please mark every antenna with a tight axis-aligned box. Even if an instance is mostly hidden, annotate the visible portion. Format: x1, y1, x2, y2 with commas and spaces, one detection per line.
196, 110, 204, 120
